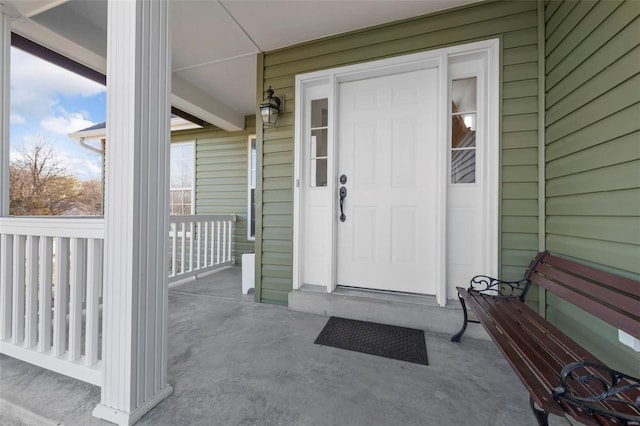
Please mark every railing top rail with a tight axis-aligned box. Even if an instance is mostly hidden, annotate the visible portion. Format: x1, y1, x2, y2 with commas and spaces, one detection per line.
0, 216, 105, 238
169, 214, 236, 223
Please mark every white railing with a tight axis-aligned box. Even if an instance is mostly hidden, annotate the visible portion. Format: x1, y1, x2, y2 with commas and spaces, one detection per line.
0, 214, 234, 386
168, 214, 235, 284
0, 217, 104, 386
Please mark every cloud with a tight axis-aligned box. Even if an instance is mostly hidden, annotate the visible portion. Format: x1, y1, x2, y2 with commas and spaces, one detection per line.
10, 113, 26, 124
10, 47, 105, 123
11, 48, 105, 99
41, 110, 95, 135
57, 151, 102, 181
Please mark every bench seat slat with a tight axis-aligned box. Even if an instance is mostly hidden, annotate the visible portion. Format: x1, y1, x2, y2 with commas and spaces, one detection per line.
460, 288, 640, 425
458, 288, 565, 415
466, 291, 618, 424
482, 296, 639, 418
454, 252, 640, 426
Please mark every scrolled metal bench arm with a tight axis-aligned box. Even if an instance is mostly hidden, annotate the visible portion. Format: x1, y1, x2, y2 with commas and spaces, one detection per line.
552, 361, 640, 424
468, 275, 531, 301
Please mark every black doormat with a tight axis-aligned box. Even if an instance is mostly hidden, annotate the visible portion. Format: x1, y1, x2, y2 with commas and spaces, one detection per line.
314, 317, 428, 365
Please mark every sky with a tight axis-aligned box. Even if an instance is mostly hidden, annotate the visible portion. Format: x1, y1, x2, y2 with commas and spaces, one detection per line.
10, 46, 106, 181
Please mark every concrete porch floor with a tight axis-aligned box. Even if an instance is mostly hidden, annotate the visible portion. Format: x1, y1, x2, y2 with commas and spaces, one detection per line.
1, 267, 568, 426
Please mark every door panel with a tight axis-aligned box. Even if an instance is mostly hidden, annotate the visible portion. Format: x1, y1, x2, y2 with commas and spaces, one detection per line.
337, 69, 438, 295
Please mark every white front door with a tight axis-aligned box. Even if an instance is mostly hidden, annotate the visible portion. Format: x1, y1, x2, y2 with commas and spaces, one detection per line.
336, 69, 439, 294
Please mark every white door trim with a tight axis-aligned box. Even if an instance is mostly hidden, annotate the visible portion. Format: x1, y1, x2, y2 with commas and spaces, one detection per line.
293, 39, 500, 307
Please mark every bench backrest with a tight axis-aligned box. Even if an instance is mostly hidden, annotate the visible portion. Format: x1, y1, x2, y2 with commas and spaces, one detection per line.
528, 252, 640, 341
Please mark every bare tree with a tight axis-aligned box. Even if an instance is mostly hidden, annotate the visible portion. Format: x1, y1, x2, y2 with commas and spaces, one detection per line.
10, 140, 81, 215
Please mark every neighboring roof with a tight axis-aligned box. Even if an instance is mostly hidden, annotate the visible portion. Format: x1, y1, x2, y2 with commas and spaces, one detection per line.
68, 116, 203, 141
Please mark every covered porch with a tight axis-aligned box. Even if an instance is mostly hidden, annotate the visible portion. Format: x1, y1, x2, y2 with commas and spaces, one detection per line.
1, 267, 552, 426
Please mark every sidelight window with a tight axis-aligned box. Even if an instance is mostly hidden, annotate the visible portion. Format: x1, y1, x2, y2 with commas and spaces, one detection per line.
450, 77, 477, 184
310, 98, 328, 187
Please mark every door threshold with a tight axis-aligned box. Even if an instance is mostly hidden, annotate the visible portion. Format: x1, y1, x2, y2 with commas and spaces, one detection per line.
333, 286, 439, 306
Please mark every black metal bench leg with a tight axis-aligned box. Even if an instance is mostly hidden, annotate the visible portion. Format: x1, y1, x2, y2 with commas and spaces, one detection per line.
450, 295, 468, 342
529, 396, 549, 426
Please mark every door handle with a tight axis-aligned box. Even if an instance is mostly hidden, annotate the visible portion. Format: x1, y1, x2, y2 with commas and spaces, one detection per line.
339, 186, 347, 222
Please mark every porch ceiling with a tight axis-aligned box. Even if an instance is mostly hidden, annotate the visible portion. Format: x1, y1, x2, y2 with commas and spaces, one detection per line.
5, 0, 478, 130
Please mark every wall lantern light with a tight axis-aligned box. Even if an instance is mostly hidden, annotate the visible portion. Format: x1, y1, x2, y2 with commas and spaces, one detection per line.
260, 86, 282, 127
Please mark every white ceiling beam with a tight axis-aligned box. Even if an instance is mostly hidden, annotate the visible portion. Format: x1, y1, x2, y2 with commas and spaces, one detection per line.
172, 74, 245, 131
11, 17, 107, 73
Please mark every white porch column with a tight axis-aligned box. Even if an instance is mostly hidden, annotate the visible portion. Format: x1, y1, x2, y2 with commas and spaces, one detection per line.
0, 7, 10, 216
93, 1, 173, 425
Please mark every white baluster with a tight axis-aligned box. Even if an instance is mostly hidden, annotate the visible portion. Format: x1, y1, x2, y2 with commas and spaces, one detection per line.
0, 234, 13, 340
196, 221, 201, 269
24, 236, 39, 347
180, 222, 186, 274
222, 220, 227, 263
227, 220, 232, 262
170, 223, 177, 277
38, 237, 53, 352
11, 235, 26, 344
85, 239, 102, 366
68, 238, 86, 361
188, 221, 194, 272
203, 221, 208, 268
53, 237, 69, 357
216, 221, 221, 265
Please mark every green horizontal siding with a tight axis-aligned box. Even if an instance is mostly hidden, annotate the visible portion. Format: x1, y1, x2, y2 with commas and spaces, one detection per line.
172, 116, 256, 265
256, 0, 541, 304
544, 0, 640, 374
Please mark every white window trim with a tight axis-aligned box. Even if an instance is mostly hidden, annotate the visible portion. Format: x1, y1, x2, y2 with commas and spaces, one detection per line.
247, 135, 256, 241
170, 141, 195, 215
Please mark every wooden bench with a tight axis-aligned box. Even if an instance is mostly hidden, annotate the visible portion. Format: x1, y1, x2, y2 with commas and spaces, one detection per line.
451, 251, 640, 425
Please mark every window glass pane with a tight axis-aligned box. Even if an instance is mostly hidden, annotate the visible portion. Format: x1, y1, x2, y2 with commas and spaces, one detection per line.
314, 159, 328, 187
170, 143, 194, 214
451, 150, 476, 183
250, 137, 256, 188
250, 188, 256, 237
452, 114, 476, 148
311, 129, 327, 157
451, 77, 476, 113
311, 99, 328, 128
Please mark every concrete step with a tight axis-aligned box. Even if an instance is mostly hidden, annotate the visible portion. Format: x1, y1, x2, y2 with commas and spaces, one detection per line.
289, 285, 489, 341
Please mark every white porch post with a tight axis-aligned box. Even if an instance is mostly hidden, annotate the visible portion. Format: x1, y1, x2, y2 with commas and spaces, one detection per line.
93, 1, 173, 425
0, 7, 10, 216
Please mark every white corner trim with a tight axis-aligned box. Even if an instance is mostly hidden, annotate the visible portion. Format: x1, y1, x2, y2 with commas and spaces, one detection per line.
93, 385, 173, 426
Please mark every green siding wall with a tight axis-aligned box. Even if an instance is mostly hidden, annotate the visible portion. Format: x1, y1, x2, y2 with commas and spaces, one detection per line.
544, 0, 640, 375
257, 0, 542, 305
172, 116, 256, 265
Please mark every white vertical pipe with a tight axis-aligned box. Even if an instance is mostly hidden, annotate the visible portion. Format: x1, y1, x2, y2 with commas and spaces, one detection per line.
24, 236, 39, 347
11, 235, 26, 344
